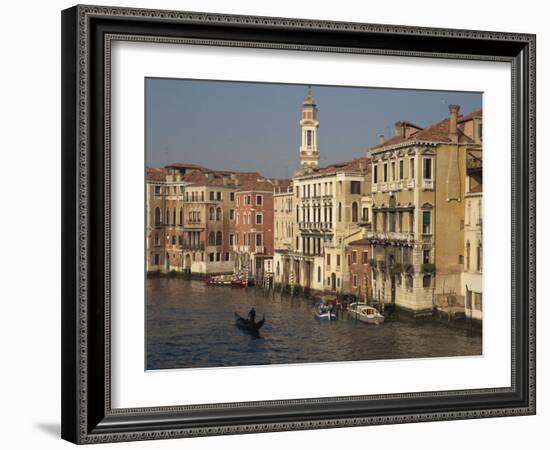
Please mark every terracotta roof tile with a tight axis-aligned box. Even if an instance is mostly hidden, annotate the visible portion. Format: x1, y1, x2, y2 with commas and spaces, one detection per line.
348, 238, 371, 246
372, 109, 481, 150
145, 167, 168, 182
237, 179, 275, 192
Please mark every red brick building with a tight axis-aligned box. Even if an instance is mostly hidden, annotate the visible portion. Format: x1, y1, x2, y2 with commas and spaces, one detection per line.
146, 164, 277, 277
234, 180, 275, 281
346, 238, 372, 301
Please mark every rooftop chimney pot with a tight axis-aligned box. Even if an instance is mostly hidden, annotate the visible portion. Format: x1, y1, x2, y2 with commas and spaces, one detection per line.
449, 104, 460, 139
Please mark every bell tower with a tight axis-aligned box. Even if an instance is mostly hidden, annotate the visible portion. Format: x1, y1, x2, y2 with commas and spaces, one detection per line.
299, 86, 320, 169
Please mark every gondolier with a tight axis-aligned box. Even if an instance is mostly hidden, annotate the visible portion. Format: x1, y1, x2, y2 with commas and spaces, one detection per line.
248, 307, 256, 323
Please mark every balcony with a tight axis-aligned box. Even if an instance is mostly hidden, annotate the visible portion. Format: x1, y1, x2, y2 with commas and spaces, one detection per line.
366, 231, 415, 244
380, 182, 388, 192
407, 179, 415, 189
298, 221, 333, 230
422, 179, 434, 190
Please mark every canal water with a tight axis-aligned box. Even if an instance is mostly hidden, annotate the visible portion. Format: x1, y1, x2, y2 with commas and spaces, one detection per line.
146, 278, 482, 370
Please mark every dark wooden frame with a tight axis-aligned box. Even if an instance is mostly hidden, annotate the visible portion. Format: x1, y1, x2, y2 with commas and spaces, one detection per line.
61, 4, 536, 444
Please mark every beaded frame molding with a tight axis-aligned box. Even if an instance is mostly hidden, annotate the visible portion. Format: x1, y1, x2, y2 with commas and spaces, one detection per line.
61, 4, 536, 444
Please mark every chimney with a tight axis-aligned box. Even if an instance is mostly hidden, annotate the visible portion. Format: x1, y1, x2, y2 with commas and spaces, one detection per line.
394, 121, 402, 136
379, 134, 385, 145
448, 104, 460, 141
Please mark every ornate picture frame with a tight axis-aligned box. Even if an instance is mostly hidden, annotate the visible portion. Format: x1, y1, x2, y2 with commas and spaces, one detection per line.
61, 5, 536, 444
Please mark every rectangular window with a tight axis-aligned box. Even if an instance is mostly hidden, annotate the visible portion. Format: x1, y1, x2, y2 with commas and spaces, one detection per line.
423, 158, 432, 180
217, 192, 222, 201
373, 165, 378, 183
350, 181, 361, 194
256, 213, 263, 225
399, 160, 404, 179
230, 192, 235, 201
362, 251, 368, 264
154, 186, 161, 195
391, 162, 396, 181
336, 255, 341, 267
246, 195, 251, 205
229, 234, 234, 246
154, 254, 159, 265
352, 251, 357, 264
383, 163, 388, 182
353, 274, 358, 288
229, 209, 234, 220
256, 195, 263, 205
209, 191, 214, 200
422, 211, 431, 234
209, 253, 214, 262
327, 254, 331, 266
474, 292, 483, 311
256, 233, 262, 246
362, 208, 369, 222
409, 158, 415, 179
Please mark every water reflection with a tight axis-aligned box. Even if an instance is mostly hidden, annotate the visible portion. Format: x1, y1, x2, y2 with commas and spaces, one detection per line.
146, 278, 481, 370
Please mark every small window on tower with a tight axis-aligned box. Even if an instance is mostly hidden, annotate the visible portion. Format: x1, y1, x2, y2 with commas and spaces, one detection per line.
307, 130, 312, 146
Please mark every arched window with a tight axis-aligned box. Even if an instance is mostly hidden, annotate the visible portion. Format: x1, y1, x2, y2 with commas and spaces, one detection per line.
317, 266, 321, 283
216, 207, 222, 221
154, 207, 161, 226
216, 231, 222, 245
172, 208, 176, 225
165, 208, 170, 225
179, 207, 183, 225
406, 274, 413, 290
466, 241, 471, 270
423, 274, 431, 288
338, 203, 342, 222
208, 232, 215, 245
351, 202, 358, 222
209, 207, 215, 221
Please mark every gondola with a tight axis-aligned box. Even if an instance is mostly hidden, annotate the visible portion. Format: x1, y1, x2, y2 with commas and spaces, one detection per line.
234, 312, 265, 335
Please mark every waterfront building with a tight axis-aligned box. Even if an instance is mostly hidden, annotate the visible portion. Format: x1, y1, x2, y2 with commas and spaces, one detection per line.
273, 181, 294, 251
273, 88, 371, 293
366, 106, 483, 315
463, 146, 483, 322
146, 163, 276, 276
233, 179, 275, 283
346, 238, 373, 301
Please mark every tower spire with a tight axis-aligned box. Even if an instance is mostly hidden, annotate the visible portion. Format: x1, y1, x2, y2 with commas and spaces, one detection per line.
299, 86, 320, 169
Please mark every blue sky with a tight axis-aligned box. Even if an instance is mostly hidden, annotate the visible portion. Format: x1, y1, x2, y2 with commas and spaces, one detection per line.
146, 78, 481, 179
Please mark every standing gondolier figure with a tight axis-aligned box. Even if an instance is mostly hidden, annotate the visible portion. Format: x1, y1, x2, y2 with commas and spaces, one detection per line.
248, 307, 256, 323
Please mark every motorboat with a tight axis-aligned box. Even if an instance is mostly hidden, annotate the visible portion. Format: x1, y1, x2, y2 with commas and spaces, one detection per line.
313, 301, 337, 321
205, 274, 247, 287
348, 302, 385, 325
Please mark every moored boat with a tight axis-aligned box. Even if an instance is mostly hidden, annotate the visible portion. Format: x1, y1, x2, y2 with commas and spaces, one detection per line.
348, 302, 385, 325
313, 301, 337, 321
205, 274, 248, 287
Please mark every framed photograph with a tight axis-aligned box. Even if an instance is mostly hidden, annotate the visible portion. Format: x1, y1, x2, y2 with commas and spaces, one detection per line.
61, 4, 536, 444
